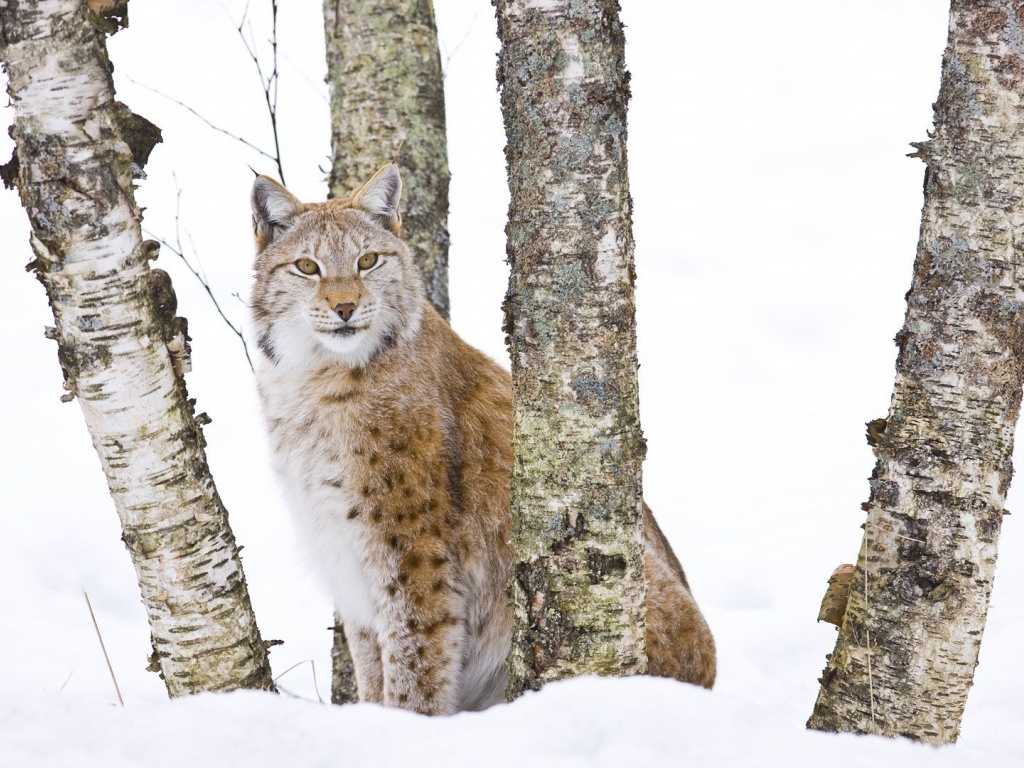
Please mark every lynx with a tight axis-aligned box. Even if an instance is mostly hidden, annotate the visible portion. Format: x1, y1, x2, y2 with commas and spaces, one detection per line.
250, 164, 716, 715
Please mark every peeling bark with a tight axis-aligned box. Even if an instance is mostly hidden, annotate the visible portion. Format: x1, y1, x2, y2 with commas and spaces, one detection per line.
323, 0, 449, 318
495, 0, 647, 698
817, 564, 855, 627
808, 0, 1024, 744
1, 0, 274, 696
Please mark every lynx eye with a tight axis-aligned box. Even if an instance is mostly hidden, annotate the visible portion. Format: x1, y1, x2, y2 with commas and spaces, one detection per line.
357, 252, 379, 271
295, 258, 320, 275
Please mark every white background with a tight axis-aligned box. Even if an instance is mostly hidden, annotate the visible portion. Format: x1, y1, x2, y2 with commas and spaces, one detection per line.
2, 1, 1021, 764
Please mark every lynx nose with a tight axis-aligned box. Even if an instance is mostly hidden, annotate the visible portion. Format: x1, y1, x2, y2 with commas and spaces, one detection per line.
335, 302, 357, 322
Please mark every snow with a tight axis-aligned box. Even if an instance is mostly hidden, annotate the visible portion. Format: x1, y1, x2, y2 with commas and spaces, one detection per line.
3, 678, 1014, 768
2, 1, 1024, 765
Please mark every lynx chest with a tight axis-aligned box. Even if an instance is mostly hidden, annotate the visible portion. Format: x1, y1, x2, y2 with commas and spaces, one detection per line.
257, 364, 382, 629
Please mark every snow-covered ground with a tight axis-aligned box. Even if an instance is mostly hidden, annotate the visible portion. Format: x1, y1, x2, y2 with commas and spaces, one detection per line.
2, 1, 1023, 765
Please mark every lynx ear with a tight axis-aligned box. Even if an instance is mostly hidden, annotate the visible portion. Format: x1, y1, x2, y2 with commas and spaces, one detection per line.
251, 175, 304, 252
351, 164, 402, 234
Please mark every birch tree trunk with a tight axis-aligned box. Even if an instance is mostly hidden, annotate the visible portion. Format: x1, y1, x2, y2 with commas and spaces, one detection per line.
495, 0, 647, 698
1, 0, 274, 696
808, 0, 1024, 744
329, 617, 358, 704
323, 0, 449, 318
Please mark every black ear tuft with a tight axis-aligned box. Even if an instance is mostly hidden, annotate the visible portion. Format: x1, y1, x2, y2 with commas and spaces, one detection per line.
251, 175, 304, 252
351, 164, 403, 234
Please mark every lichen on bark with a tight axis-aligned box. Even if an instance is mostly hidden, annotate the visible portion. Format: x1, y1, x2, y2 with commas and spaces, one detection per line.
329, 618, 359, 704
495, 0, 647, 698
808, 0, 1024, 744
322, 0, 449, 318
1, 0, 274, 696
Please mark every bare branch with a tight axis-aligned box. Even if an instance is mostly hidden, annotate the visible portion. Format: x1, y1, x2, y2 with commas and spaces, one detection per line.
144, 184, 254, 372
126, 75, 277, 164
232, 0, 286, 183
127, 1, 286, 372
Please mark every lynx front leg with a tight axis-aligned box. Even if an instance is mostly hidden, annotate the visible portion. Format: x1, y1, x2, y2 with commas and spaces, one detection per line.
375, 546, 467, 715
378, 605, 465, 715
347, 626, 384, 703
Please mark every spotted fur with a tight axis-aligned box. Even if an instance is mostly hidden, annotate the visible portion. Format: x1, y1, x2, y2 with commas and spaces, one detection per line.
250, 164, 715, 715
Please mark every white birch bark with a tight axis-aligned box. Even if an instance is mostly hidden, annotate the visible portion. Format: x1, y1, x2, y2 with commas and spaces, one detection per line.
495, 0, 647, 697
808, 0, 1024, 744
1, 0, 274, 696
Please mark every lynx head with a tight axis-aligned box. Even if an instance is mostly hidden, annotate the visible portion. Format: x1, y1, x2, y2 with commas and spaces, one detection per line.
249, 164, 425, 370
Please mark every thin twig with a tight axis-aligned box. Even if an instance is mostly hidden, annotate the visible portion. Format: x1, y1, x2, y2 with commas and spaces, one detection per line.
282, 53, 329, 104
391, 139, 406, 166
235, 0, 286, 183
142, 228, 253, 372
274, 659, 325, 704
126, 75, 277, 164
269, 0, 283, 183
129, 1, 282, 371
865, 521, 926, 543
238, 0, 252, 27
441, 11, 480, 77
83, 590, 124, 707
143, 182, 254, 371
